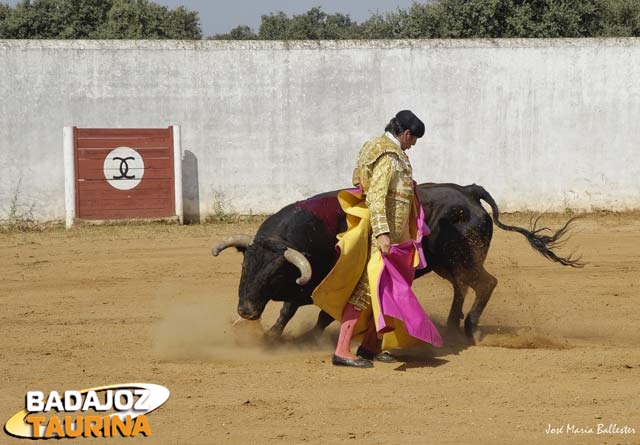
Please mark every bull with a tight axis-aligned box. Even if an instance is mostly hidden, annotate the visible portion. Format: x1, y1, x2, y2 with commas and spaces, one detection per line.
212, 183, 582, 341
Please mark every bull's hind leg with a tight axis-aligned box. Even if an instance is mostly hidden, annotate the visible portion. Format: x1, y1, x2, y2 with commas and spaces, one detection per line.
299, 310, 335, 342
312, 310, 334, 334
267, 304, 335, 342
464, 268, 498, 339
447, 278, 469, 330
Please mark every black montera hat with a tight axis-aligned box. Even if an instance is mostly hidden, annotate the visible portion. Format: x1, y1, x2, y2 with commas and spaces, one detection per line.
395, 110, 425, 138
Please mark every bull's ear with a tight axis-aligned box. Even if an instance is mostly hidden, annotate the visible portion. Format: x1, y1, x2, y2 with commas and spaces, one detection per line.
235, 246, 247, 254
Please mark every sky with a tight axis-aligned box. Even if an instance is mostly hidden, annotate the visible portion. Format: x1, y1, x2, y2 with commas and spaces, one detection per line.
3, 1, 421, 37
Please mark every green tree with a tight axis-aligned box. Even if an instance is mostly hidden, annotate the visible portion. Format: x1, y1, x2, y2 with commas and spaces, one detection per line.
246, 1, 640, 39
257, 11, 289, 40
599, 0, 640, 36
94, 0, 201, 39
4, 0, 639, 40
501, 0, 603, 38
431, 0, 516, 38
287, 7, 359, 39
359, 13, 396, 39
256, 7, 359, 40
0, 0, 68, 38
0, 0, 200, 39
161, 6, 201, 39
391, 0, 604, 38
0, 3, 11, 21
211, 25, 257, 40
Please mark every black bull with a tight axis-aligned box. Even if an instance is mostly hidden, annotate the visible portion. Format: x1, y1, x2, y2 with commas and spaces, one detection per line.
212, 183, 582, 340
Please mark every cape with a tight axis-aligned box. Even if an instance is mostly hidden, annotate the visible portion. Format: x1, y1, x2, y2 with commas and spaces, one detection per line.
312, 186, 442, 350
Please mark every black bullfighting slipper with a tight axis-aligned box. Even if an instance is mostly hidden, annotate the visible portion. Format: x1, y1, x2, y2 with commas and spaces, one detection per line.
373, 351, 398, 363
332, 354, 374, 368
356, 346, 398, 363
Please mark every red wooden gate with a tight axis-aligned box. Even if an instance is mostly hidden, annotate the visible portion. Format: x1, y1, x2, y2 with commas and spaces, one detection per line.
74, 127, 175, 220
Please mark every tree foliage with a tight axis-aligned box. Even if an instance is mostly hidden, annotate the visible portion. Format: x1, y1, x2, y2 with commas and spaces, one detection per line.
0, 0, 201, 39
212, 0, 640, 40
2, 0, 639, 40
600, 0, 640, 36
213, 7, 360, 40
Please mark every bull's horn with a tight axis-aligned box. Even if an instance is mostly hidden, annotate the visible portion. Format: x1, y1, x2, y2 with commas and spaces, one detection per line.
211, 235, 253, 256
284, 248, 312, 285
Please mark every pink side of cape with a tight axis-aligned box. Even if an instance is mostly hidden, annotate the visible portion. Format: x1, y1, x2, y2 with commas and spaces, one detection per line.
347, 186, 442, 347
376, 242, 442, 347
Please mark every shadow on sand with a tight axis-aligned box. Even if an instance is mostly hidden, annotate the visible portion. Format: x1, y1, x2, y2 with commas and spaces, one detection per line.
257, 320, 566, 369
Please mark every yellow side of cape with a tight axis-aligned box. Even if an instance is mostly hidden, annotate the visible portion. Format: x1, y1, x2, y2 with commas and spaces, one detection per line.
311, 190, 371, 333
312, 189, 423, 348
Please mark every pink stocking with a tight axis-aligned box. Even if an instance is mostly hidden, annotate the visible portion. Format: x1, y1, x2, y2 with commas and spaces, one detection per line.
334, 303, 361, 359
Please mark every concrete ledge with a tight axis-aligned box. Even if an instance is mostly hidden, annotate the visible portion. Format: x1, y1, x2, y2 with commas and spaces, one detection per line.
1, 37, 639, 51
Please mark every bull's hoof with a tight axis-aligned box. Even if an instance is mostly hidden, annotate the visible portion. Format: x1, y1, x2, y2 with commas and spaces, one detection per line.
464, 318, 479, 345
447, 317, 461, 330
263, 328, 284, 344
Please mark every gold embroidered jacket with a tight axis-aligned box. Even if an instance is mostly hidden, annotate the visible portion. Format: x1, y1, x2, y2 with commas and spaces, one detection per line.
352, 135, 414, 242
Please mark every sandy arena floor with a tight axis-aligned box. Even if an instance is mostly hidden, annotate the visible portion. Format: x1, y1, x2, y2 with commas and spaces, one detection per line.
1, 212, 639, 444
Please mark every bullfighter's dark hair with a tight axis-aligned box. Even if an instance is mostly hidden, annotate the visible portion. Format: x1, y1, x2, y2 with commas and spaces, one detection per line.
385, 110, 425, 138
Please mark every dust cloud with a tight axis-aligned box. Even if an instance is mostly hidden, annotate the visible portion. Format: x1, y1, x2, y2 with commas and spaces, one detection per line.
152, 288, 335, 361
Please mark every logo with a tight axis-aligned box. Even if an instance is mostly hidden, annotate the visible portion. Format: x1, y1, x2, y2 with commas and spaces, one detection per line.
103, 147, 145, 190
4, 383, 169, 439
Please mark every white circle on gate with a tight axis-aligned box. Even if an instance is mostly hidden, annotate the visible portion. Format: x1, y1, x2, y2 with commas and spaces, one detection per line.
103, 147, 145, 190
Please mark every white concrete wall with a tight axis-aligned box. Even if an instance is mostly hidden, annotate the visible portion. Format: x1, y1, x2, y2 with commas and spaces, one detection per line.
1, 39, 638, 221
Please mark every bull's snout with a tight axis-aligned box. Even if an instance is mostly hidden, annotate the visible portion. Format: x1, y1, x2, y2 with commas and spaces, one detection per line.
237, 303, 262, 321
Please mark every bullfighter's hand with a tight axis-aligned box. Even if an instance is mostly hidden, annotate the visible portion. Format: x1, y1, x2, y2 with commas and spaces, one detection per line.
376, 234, 391, 256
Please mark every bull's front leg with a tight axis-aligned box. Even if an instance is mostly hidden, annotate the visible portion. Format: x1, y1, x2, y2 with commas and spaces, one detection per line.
265, 301, 300, 340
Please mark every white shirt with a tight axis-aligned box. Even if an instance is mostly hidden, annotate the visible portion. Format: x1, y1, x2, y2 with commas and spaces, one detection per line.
384, 131, 401, 148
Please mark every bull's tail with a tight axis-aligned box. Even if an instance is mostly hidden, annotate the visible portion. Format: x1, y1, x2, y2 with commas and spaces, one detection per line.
466, 184, 584, 268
